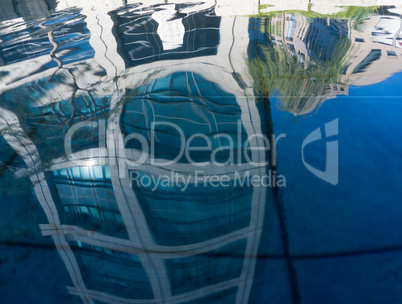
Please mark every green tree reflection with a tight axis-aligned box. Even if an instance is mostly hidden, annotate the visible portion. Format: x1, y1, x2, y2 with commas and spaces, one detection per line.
248, 14, 354, 116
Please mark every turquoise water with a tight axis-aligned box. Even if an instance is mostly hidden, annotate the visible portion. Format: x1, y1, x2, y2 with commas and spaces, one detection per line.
1, 1, 402, 304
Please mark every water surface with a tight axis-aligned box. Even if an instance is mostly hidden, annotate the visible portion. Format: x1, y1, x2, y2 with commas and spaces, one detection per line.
1, 1, 402, 303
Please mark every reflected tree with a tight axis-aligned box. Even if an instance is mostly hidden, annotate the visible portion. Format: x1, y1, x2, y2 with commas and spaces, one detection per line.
248, 14, 354, 116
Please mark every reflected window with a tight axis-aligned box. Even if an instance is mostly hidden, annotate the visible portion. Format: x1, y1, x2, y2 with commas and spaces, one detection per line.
48, 166, 128, 238
287, 43, 296, 57
131, 170, 253, 246
352, 49, 381, 74
372, 17, 401, 47
121, 72, 249, 164
74, 243, 153, 299
110, 5, 221, 68
165, 239, 246, 295
285, 14, 297, 41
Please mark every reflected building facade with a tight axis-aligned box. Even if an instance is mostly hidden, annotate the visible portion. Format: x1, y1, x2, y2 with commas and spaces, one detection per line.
0, 3, 275, 304
2, 2, 402, 303
247, 9, 402, 116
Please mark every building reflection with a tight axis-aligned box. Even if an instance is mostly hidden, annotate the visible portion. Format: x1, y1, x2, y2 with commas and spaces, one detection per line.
1, 1, 402, 303
0, 3, 274, 304
248, 9, 402, 116
1, 1, 402, 116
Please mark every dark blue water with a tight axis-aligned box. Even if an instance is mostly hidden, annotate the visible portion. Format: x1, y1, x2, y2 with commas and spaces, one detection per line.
1, 1, 402, 304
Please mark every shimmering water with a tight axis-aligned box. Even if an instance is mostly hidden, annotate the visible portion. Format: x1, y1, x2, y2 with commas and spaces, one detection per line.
1, 1, 402, 303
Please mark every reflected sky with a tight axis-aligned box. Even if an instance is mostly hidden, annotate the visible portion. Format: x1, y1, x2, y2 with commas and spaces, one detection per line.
1, 1, 402, 304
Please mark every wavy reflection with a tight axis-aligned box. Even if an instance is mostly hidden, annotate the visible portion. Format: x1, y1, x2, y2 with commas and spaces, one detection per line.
0, 3, 275, 303
247, 9, 402, 116
1, 1, 402, 303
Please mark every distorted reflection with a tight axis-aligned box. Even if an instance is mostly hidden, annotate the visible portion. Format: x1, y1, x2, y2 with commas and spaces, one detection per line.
1, 1, 402, 303
248, 8, 402, 115
1, 2, 272, 303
